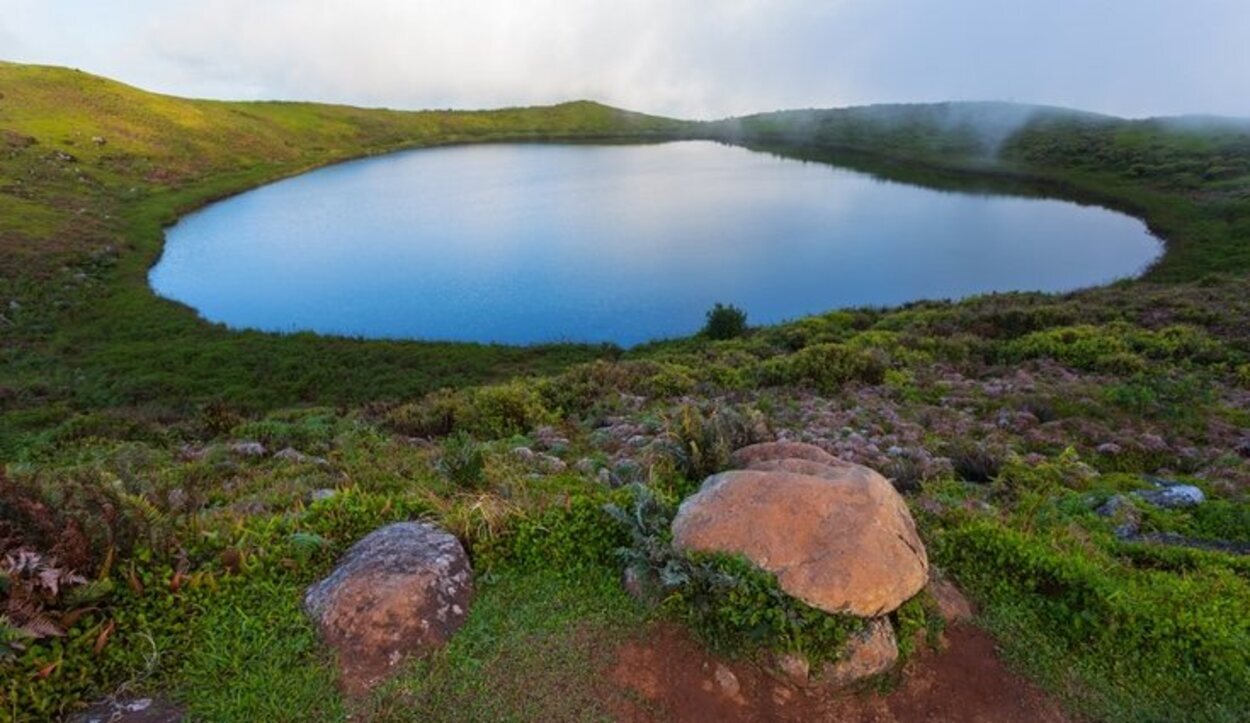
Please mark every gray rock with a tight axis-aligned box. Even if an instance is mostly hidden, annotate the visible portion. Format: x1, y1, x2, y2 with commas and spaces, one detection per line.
1096, 494, 1141, 539
228, 440, 267, 458
1137, 484, 1205, 509
69, 697, 183, 723
309, 488, 338, 503
304, 522, 472, 695
275, 447, 328, 466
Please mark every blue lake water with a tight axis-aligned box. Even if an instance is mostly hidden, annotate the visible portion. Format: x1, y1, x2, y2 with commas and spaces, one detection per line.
151, 141, 1160, 346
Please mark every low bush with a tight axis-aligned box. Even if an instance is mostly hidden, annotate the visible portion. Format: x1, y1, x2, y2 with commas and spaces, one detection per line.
662, 403, 766, 481
436, 432, 486, 489
759, 343, 888, 393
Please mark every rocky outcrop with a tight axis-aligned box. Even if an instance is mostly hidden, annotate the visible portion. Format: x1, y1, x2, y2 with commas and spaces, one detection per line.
672, 443, 929, 617
304, 521, 472, 695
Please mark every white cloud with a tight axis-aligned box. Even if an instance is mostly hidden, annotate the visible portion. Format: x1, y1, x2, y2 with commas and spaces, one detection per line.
3, 0, 1250, 119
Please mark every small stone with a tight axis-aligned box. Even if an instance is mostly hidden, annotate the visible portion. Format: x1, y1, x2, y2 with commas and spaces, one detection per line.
1096, 442, 1122, 455
309, 488, 338, 503
166, 488, 188, 512
713, 663, 742, 701
776, 652, 810, 686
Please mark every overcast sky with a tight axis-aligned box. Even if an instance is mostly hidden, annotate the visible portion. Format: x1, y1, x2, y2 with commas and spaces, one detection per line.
2, 1, 1248, 119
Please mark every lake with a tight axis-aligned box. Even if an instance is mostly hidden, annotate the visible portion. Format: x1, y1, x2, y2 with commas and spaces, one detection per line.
151, 141, 1160, 346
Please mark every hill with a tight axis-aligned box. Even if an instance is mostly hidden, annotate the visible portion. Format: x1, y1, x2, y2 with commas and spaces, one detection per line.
1, 63, 1249, 722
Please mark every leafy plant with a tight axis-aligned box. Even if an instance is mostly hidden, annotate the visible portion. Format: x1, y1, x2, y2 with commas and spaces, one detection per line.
662, 403, 765, 481
437, 432, 486, 489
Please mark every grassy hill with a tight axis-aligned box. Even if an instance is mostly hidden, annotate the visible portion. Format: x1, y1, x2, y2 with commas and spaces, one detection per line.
2, 62, 1250, 721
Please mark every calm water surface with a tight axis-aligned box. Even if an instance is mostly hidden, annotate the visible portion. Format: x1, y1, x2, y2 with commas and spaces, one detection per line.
151, 141, 1160, 345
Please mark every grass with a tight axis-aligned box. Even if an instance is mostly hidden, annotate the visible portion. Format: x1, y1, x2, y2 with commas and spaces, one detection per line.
362, 567, 645, 723
3, 61, 1250, 721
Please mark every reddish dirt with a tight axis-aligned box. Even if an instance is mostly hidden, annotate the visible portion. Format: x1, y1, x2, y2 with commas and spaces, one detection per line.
607, 622, 1070, 723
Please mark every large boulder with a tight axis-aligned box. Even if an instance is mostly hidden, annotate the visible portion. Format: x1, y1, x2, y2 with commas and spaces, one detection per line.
304, 521, 472, 694
730, 441, 844, 469
672, 459, 928, 617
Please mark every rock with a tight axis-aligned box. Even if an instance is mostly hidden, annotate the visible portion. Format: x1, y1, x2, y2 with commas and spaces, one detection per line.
511, 446, 566, 473
309, 488, 338, 503
166, 488, 188, 513
275, 447, 328, 465
776, 652, 811, 686
819, 618, 898, 688
1096, 442, 1123, 455
774, 619, 898, 690
927, 578, 974, 623
228, 440, 267, 458
304, 522, 472, 694
713, 663, 743, 702
1, 130, 36, 149
729, 441, 842, 468
1137, 484, 1205, 509
672, 465, 928, 617
1096, 494, 1141, 538
92, 135, 107, 146
69, 697, 183, 723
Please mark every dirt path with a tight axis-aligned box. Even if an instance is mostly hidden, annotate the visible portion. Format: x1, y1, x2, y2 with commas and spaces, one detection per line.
607, 622, 1069, 723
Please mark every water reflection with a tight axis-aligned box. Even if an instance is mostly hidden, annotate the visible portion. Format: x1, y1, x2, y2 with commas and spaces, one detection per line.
151, 141, 1160, 345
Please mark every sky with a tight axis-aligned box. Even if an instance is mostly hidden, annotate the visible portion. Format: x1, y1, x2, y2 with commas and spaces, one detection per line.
2, 0, 1248, 120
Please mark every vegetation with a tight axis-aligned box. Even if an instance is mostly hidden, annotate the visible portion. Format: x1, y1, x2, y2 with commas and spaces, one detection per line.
701, 302, 748, 340
2, 61, 1250, 720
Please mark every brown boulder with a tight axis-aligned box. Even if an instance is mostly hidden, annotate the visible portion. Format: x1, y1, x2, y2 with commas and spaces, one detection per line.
304, 521, 472, 695
672, 466, 928, 617
730, 441, 844, 468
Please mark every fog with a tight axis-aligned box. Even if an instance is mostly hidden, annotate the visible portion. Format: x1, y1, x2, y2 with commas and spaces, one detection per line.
3, 0, 1248, 119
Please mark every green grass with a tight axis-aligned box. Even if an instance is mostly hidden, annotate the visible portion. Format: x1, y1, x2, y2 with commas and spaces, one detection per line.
362, 567, 645, 723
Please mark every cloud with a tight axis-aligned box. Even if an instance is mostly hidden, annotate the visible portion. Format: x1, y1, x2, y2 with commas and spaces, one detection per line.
4, 0, 1250, 119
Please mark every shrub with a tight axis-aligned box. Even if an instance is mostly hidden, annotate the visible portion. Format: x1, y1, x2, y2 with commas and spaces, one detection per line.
461, 381, 555, 439
943, 440, 1007, 484
1236, 363, 1250, 389
760, 343, 888, 393
437, 432, 486, 489
383, 389, 466, 438
702, 303, 748, 340
663, 403, 766, 481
